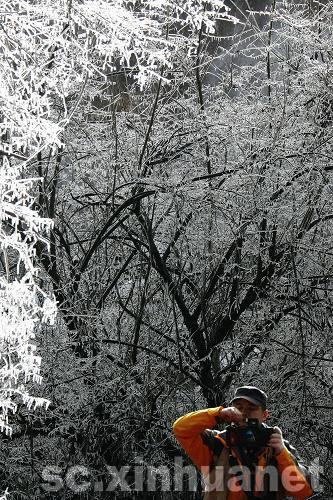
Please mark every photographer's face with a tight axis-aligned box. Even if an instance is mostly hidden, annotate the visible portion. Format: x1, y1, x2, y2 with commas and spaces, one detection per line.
233, 398, 268, 425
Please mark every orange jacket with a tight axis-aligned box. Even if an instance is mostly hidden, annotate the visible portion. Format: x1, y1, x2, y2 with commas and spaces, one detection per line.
173, 406, 313, 500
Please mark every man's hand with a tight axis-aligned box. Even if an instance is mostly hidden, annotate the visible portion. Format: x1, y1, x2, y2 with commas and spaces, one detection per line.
268, 426, 286, 454
219, 406, 244, 425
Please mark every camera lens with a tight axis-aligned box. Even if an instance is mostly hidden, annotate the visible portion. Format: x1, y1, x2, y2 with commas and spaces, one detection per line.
243, 430, 255, 441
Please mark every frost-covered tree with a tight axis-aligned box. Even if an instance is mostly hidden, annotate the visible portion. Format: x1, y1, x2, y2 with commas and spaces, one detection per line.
4, 0, 333, 498
0, 3, 236, 498
0, 0, 235, 436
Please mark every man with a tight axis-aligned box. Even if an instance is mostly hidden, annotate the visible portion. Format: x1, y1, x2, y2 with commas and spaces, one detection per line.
173, 386, 313, 500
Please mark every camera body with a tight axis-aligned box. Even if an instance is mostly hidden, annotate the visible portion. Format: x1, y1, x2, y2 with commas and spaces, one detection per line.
226, 418, 274, 449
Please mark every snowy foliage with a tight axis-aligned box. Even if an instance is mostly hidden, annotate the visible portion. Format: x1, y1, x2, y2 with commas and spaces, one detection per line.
0, 156, 57, 436
0, 0, 234, 436
2, 0, 333, 497
0, 489, 8, 500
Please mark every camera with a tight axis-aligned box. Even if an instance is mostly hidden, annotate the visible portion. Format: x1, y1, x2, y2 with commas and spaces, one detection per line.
226, 418, 274, 449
